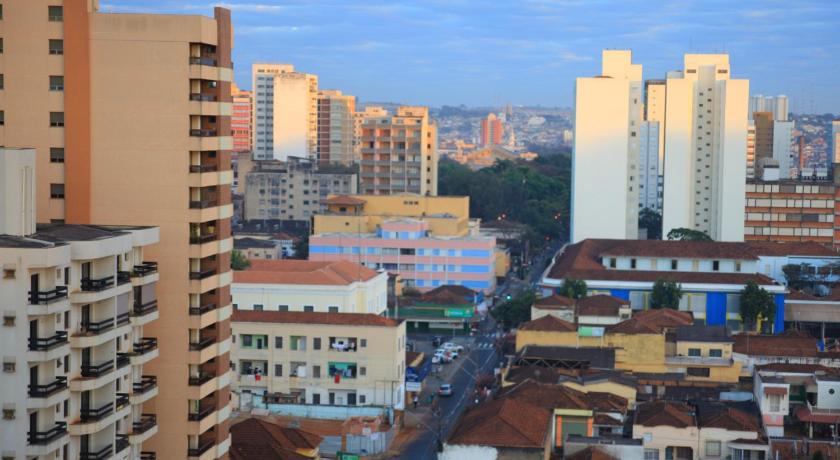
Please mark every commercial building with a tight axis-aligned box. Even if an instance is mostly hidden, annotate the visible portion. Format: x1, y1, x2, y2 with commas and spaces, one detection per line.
359, 106, 439, 196
0, 149, 160, 460
251, 63, 318, 161
661, 54, 749, 241
395, 285, 481, 333
0, 4, 235, 458
571, 50, 643, 242
479, 113, 503, 147
242, 158, 358, 222
317, 90, 356, 165
230, 309, 406, 409
231, 259, 388, 314
309, 195, 500, 293
231, 84, 252, 152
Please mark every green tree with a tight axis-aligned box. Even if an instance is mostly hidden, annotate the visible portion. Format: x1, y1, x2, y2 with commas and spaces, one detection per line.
231, 249, 251, 271
666, 227, 712, 241
740, 281, 776, 332
291, 235, 309, 260
813, 451, 825, 460
639, 207, 662, 240
650, 279, 682, 309
558, 279, 587, 299
491, 291, 536, 330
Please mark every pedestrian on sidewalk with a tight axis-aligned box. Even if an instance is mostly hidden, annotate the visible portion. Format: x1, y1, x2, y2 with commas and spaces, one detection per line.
413, 394, 418, 409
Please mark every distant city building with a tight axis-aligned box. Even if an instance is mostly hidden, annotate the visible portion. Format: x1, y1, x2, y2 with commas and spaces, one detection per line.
572, 50, 643, 242
662, 54, 748, 241
449, 145, 537, 171
750, 94, 789, 121
753, 112, 775, 177
233, 236, 284, 260
747, 122, 757, 179
832, 120, 840, 164
353, 106, 389, 157
317, 90, 356, 165
638, 121, 661, 210
243, 158, 357, 222
480, 113, 503, 146
251, 63, 318, 161
309, 195, 501, 293
232, 83, 253, 152
359, 106, 439, 196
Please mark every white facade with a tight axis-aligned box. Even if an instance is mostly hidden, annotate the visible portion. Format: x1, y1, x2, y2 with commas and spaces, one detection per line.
772, 120, 795, 179
750, 94, 789, 121
571, 50, 642, 242
662, 54, 748, 241
832, 120, 840, 164
639, 121, 660, 210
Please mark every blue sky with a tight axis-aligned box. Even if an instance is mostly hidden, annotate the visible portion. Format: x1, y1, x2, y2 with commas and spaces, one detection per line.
100, 0, 840, 113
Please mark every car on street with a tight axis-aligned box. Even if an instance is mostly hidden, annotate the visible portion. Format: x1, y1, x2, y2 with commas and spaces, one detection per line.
438, 383, 453, 397
448, 350, 459, 359
431, 355, 441, 364
442, 342, 464, 352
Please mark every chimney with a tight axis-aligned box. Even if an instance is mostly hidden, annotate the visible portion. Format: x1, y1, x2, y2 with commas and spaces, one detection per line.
0, 148, 37, 236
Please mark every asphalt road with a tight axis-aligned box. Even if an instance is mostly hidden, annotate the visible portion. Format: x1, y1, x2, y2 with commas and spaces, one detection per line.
397, 333, 500, 459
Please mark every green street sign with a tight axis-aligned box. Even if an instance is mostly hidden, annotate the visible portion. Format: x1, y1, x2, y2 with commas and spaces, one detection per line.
337, 452, 360, 460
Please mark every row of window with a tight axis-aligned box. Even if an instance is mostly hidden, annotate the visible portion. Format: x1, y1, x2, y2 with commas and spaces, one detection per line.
238, 334, 367, 351
0, 5, 64, 21
309, 246, 490, 258
238, 304, 339, 313
606, 257, 741, 272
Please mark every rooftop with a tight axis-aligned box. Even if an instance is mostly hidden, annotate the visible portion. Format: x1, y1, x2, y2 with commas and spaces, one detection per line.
233, 259, 381, 286
230, 418, 322, 460
322, 195, 366, 206
234, 237, 278, 249
578, 294, 630, 316
516, 345, 616, 369
533, 294, 576, 309
695, 401, 762, 432
607, 309, 693, 334
635, 400, 696, 428
565, 446, 619, 460
232, 310, 402, 328
0, 234, 63, 249
675, 325, 733, 343
33, 223, 133, 242
518, 315, 576, 332
446, 398, 550, 449
733, 333, 819, 357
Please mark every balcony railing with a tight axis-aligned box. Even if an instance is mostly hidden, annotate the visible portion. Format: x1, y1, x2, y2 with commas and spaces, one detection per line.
189, 337, 215, 351
189, 199, 218, 209
80, 401, 114, 422
28, 422, 67, 445
116, 393, 130, 410
81, 360, 114, 378
189, 302, 217, 316
189, 129, 218, 137
117, 352, 130, 369
189, 93, 218, 102
117, 271, 131, 285
80, 275, 115, 292
28, 331, 68, 351
188, 372, 214, 386
116, 434, 130, 453
133, 375, 158, 394
187, 405, 215, 421
133, 300, 158, 316
189, 56, 217, 66
189, 164, 218, 173
133, 337, 158, 355
81, 317, 114, 335
140, 452, 157, 460
80, 444, 113, 460
116, 311, 131, 326
189, 268, 217, 280
132, 261, 158, 277
29, 286, 68, 304
29, 376, 68, 398
133, 414, 157, 434
190, 233, 218, 244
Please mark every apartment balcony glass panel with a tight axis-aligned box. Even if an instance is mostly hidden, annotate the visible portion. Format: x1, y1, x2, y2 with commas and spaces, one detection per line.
28, 331, 68, 351
29, 286, 68, 304
80, 401, 114, 422
81, 360, 114, 378
133, 414, 157, 434
133, 338, 158, 356
189, 302, 217, 316
28, 376, 68, 398
82, 317, 114, 335
116, 353, 131, 369
28, 422, 67, 445
80, 276, 115, 292
133, 376, 158, 394
79, 444, 112, 460
132, 262, 158, 277
133, 300, 158, 317
187, 404, 215, 421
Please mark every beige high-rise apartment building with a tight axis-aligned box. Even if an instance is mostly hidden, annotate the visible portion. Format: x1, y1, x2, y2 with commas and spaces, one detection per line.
359, 106, 439, 196
0, 3, 234, 459
317, 89, 356, 165
353, 106, 389, 158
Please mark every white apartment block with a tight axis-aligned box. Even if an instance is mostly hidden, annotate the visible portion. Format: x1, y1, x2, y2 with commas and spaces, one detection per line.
251, 64, 318, 161
0, 149, 161, 460
571, 50, 642, 242
662, 54, 749, 241
773, 120, 795, 179
638, 121, 661, 210
749, 94, 789, 121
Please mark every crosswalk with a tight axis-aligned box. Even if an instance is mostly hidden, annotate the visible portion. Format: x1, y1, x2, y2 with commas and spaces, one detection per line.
474, 342, 495, 350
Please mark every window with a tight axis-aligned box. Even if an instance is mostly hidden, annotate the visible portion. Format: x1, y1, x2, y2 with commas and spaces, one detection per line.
687, 367, 710, 377
735, 261, 741, 272
0, 110, 4, 125
705, 440, 721, 457
48, 39, 63, 55
644, 449, 659, 460
671, 259, 678, 270
49, 76, 64, 91
609, 258, 616, 268
709, 349, 723, 358
360, 395, 366, 404
630, 258, 637, 269
360, 339, 367, 348
2, 408, 13, 420
303, 306, 314, 312
242, 335, 252, 347
50, 112, 64, 127
50, 148, 64, 163
712, 260, 720, 271
313, 338, 321, 350
360, 366, 366, 376
253, 304, 263, 311
274, 336, 283, 349
277, 305, 289, 312
0, 38, 3, 54
2, 315, 12, 326
313, 365, 321, 378
328, 306, 339, 313
50, 183, 65, 199
2, 361, 14, 373
0, 4, 3, 20
0, 74, 4, 89
274, 364, 282, 377
688, 348, 701, 357
768, 394, 781, 412
48, 5, 63, 21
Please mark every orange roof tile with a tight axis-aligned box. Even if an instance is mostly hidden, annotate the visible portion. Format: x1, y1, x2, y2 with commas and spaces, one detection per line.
519, 315, 576, 332
733, 334, 819, 357
230, 418, 322, 460
232, 310, 402, 328
635, 400, 696, 428
447, 398, 550, 449
235, 259, 380, 286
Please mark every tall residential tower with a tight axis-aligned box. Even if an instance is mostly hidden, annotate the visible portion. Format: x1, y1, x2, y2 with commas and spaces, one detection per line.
251, 64, 318, 161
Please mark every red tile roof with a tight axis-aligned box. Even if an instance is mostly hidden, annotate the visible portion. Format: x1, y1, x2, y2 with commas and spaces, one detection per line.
534, 295, 576, 309
518, 315, 576, 332
756, 363, 839, 374
698, 406, 760, 432
232, 310, 402, 328
234, 259, 380, 285
566, 447, 619, 460
230, 418, 322, 460
322, 195, 366, 206
499, 380, 627, 413
745, 241, 839, 257
578, 294, 629, 317
635, 400, 696, 428
447, 398, 550, 449
733, 334, 819, 357
593, 414, 623, 426
607, 309, 693, 334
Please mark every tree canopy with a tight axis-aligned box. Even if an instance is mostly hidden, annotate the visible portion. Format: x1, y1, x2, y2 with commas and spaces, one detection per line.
639, 207, 662, 240
650, 279, 682, 309
666, 227, 712, 241
558, 279, 587, 299
740, 281, 776, 332
231, 249, 251, 271
491, 291, 536, 330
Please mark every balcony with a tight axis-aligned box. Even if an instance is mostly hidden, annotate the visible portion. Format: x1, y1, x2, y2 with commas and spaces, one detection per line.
29, 376, 68, 398
80, 444, 112, 460
187, 404, 215, 422
28, 422, 67, 445
189, 302, 217, 316
117, 271, 131, 285
116, 311, 130, 326
188, 372, 214, 386
189, 337, 215, 351
116, 434, 130, 454
80, 401, 114, 422
117, 352, 131, 369
133, 300, 158, 317
189, 268, 217, 280
133, 262, 158, 277
190, 93, 218, 102
190, 233, 218, 245
190, 164, 218, 173
133, 414, 157, 435
188, 439, 215, 458
133, 337, 158, 356
189, 56, 217, 66
81, 360, 115, 378
29, 286, 68, 304
116, 393, 130, 410
140, 453, 157, 460
133, 375, 158, 394
81, 317, 114, 335
190, 129, 218, 137
29, 331, 69, 351
189, 199, 218, 209
81, 275, 115, 292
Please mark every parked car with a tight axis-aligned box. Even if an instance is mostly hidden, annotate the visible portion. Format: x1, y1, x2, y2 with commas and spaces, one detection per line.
438, 383, 453, 396
443, 342, 464, 352
432, 355, 441, 364
448, 350, 460, 359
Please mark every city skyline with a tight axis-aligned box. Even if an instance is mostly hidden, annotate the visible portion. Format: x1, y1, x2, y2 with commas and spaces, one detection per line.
100, 0, 840, 112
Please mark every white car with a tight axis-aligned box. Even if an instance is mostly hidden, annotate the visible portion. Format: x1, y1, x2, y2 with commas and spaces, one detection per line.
432, 355, 441, 364
443, 342, 464, 352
